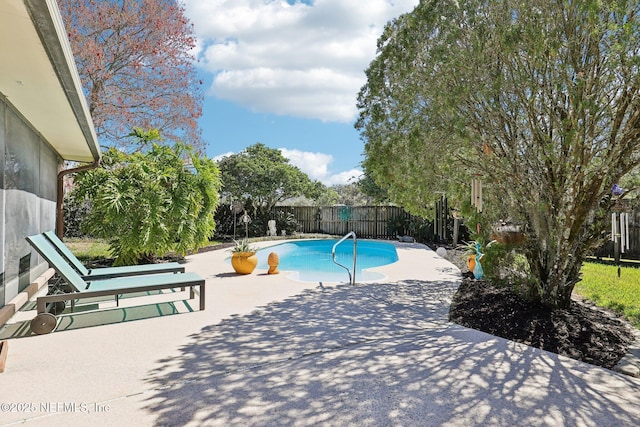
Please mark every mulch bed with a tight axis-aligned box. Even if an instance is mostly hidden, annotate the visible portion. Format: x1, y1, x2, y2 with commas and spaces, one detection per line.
448, 276, 634, 369
439, 245, 635, 369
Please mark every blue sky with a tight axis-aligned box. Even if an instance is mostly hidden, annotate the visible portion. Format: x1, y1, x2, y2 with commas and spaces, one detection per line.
183, 0, 419, 186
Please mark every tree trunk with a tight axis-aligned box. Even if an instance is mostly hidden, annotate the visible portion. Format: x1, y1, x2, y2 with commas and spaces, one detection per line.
524, 203, 602, 309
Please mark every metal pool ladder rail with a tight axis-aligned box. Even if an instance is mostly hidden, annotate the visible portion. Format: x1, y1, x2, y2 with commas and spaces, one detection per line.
332, 231, 357, 285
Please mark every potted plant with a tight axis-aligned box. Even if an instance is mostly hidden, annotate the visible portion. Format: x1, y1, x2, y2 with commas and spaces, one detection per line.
230, 239, 258, 274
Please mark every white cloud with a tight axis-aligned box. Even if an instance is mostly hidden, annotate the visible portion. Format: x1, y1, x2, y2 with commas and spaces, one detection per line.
323, 169, 364, 186
280, 148, 362, 186
280, 148, 333, 181
184, 0, 419, 122
212, 151, 234, 162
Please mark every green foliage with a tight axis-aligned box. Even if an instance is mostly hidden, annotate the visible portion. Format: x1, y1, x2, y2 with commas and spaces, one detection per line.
458, 239, 531, 288
387, 215, 434, 242
127, 127, 162, 151
313, 188, 340, 206
62, 192, 92, 238
272, 209, 299, 235
619, 166, 640, 200
482, 243, 523, 285
357, 0, 640, 307
307, 180, 377, 206
218, 143, 325, 231
576, 263, 640, 328
72, 131, 221, 265
387, 215, 409, 236
327, 183, 372, 206
213, 204, 236, 238
230, 239, 256, 254
408, 217, 435, 242
357, 173, 390, 204
456, 199, 504, 244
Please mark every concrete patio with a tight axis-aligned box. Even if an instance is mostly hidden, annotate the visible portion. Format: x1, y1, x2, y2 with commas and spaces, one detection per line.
0, 241, 639, 426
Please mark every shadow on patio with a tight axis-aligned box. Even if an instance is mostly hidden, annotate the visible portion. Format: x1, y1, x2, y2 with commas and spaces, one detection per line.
143, 280, 640, 426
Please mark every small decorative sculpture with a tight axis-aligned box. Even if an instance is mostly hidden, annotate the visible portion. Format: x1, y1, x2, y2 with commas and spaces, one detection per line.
267, 220, 277, 236
267, 252, 280, 274
473, 242, 484, 280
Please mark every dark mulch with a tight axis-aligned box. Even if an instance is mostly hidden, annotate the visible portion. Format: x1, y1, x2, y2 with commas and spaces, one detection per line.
442, 247, 635, 369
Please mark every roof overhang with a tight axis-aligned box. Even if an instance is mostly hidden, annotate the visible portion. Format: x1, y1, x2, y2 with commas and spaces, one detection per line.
0, 0, 100, 163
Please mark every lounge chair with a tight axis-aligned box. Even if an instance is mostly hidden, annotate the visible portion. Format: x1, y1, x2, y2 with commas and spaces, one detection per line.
26, 234, 205, 334
42, 231, 184, 279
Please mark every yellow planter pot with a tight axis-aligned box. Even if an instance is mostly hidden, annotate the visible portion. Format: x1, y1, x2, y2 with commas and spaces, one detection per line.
231, 251, 258, 275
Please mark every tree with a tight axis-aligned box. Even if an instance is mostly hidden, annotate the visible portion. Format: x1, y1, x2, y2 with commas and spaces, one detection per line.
356, 0, 640, 308
218, 143, 325, 228
58, 0, 204, 151
286, 188, 339, 206
357, 173, 390, 204
71, 130, 221, 265
327, 183, 375, 206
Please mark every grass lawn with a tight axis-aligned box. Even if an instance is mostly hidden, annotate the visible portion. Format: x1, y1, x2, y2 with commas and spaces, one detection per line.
575, 262, 640, 328
63, 237, 224, 261
64, 237, 112, 261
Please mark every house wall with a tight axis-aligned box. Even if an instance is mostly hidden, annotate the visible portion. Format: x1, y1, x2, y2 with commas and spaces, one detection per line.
0, 96, 58, 308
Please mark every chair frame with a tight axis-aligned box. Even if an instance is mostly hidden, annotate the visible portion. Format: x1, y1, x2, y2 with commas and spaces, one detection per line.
26, 234, 205, 334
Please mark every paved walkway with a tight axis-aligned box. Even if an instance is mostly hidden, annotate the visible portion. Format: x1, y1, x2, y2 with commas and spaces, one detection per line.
0, 241, 639, 426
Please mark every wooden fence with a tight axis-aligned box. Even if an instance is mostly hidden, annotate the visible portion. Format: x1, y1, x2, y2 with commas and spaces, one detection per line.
272, 206, 416, 239
264, 204, 640, 259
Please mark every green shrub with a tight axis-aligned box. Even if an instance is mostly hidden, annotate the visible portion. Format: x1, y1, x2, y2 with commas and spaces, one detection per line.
63, 192, 92, 238
273, 209, 299, 235
72, 132, 221, 265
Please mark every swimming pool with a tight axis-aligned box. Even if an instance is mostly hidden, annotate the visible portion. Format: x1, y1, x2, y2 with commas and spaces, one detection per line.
255, 239, 399, 283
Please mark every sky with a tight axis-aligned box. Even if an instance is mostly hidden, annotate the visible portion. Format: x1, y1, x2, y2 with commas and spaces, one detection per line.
182, 0, 420, 186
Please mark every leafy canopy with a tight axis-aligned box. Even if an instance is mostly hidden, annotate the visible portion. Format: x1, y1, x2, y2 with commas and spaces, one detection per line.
357, 0, 640, 307
72, 130, 221, 265
58, 0, 204, 150
218, 143, 325, 217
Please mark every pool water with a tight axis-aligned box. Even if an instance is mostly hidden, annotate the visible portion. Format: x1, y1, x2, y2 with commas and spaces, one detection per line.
255, 239, 399, 283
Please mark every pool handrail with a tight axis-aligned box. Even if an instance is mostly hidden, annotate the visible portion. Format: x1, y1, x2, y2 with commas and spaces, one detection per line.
332, 231, 357, 285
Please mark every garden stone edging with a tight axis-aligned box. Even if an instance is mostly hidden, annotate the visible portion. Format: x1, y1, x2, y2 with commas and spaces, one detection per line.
614, 329, 640, 377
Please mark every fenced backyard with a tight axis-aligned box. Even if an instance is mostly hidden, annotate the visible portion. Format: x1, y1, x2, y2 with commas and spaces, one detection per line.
271, 205, 420, 239
217, 203, 640, 259
271, 204, 640, 260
